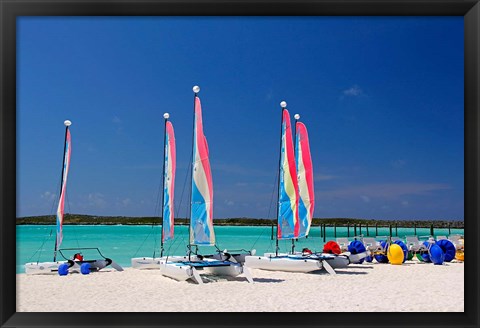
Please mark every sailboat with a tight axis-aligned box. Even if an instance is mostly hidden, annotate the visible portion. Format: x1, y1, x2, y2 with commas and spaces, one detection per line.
131, 113, 195, 269
25, 120, 123, 275
159, 86, 253, 284
292, 114, 364, 268
244, 102, 335, 274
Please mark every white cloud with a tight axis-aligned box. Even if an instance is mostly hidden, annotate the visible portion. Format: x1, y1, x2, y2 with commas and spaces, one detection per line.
343, 85, 363, 96
88, 193, 107, 207
40, 191, 56, 201
360, 195, 370, 203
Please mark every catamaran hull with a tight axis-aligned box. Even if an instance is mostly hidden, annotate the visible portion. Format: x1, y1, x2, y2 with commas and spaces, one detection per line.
24, 261, 67, 275
323, 255, 350, 269
25, 259, 123, 275
159, 260, 196, 282
244, 255, 323, 272
131, 255, 201, 270
131, 257, 161, 269
203, 263, 243, 277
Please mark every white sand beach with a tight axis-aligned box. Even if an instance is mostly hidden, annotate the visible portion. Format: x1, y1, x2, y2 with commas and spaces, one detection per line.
16, 260, 464, 312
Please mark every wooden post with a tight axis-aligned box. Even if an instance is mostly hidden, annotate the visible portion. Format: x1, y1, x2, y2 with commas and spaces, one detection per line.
430, 224, 434, 237
389, 224, 392, 237
448, 222, 451, 235
334, 223, 337, 238
375, 223, 378, 236
359, 223, 362, 235
395, 223, 398, 236
366, 224, 369, 236
323, 224, 326, 242
320, 223, 323, 238
354, 224, 357, 237
414, 223, 417, 235
347, 223, 350, 237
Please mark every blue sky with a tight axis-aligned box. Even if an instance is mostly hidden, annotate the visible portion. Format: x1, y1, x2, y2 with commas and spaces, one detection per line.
17, 16, 464, 220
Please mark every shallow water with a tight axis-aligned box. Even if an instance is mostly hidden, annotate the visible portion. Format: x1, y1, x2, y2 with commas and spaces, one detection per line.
16, 224, 464, 273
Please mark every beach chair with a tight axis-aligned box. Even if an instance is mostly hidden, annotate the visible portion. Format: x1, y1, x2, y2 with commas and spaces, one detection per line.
448, 234, 462, 246
405, 236, 427, 252
361, 237, 383, 254
336, 238, 350, 252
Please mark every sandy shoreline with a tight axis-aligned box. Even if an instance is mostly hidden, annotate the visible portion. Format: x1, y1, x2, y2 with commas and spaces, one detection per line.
16, 260, 464, 312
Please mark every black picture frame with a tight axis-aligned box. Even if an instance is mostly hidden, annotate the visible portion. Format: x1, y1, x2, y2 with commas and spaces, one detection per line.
1, 1, 478, 327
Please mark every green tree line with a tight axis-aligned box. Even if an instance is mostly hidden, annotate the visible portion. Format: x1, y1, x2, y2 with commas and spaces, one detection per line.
16, 214, 464, 228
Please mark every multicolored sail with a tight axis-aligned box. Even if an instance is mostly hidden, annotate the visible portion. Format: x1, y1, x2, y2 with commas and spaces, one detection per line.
162, 120, 176, 243
295, 121, 314, 237
277, 109, 300, 239
190, 96, 215, 245
56, 126, 72, 250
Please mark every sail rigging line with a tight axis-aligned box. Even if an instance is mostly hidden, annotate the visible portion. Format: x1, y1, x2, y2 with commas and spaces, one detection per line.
64, 191, 81, 250
274, 103, 286, 256
28, 231, 53, 263
250, 170, 279, 250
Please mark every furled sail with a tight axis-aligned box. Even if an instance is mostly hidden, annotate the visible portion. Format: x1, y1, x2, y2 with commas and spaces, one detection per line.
190, 96, 215, 245
56, 127, 71, 250
162, 121, 176, 243
295, 121, 314, 237
277, 109, 300, 239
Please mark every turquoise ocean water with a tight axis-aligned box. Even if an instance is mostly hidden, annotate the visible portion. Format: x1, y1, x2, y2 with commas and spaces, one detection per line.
16, 224, 464, 274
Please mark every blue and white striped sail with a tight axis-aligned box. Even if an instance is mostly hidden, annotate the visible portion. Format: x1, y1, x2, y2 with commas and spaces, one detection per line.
162, 121, 176, 243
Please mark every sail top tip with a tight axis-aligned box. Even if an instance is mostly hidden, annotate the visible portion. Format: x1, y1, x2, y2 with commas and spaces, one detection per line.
64, 120, 72, 126
163, 113, 170, 119
280, 101, 287, 108
193, 85, 200, 94
294, 114, 300, 120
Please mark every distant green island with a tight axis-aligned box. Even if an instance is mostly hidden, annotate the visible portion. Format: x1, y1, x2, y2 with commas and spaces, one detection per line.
16, 214, 464, 228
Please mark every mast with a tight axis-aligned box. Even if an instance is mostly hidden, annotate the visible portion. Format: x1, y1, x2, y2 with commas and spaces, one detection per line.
160, 113, 170, 258
292, 113, 300, 254
275, 101, 287, 256
53, 119, 71, 262
188, 85, 200, 258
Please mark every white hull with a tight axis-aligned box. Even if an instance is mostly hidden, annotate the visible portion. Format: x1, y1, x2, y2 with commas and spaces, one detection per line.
322, 255, 350, 269
25, 259, 123, 275
244, 255, 323, 273
159, 260, 196, 282
131, 255, 201, 270
25, 261, 67, 275
203, 263, 243, 277
131, 257, 161, 270
160, 259, 252, 284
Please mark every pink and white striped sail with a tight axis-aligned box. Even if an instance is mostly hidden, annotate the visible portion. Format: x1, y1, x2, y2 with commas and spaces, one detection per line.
190, 96, 215, 245
295, 121, 314, 237
56, 128, 71, 250
162, 121, 176, 243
